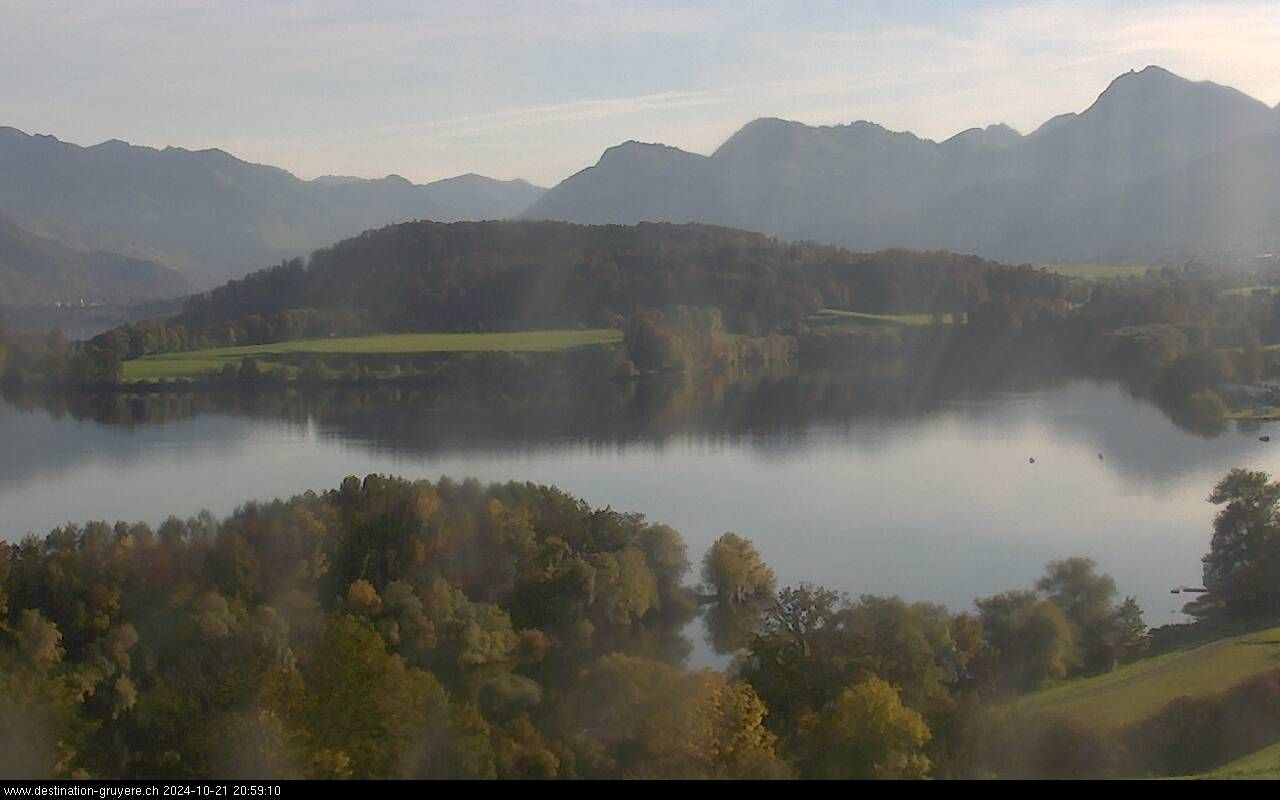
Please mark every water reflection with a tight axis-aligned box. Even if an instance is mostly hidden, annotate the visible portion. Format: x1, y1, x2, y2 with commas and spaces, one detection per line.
704, 597, 771, 656
3, 370, 1279, 669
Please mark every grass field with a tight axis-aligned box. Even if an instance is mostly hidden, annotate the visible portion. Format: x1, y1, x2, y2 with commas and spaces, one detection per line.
1193, 741, 1280, 779
1015, 625, 1280, 730
1038, 263, 1153, 280
122, 329, 623, 381
805, 308, 961, 329
1222, 285, 1280, 297
1226, 406, 1280, 422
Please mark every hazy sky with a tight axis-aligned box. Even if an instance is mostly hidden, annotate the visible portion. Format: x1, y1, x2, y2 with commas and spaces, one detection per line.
4, 1, 1279, 186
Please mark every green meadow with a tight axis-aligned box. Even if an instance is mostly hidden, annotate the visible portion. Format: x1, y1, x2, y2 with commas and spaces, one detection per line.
1039, 263, 1153, 280
805, 308, 962, 329
1014, 624, 1280, 731
1221, 284, 1280, 297
122, 329, 623, 382
1194, 741, 1280, 779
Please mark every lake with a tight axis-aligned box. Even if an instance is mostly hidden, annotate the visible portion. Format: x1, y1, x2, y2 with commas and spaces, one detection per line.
3, 378, 1277, 663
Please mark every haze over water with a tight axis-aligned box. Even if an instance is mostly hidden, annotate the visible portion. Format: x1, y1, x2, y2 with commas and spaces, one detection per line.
5, 380, 1276, 634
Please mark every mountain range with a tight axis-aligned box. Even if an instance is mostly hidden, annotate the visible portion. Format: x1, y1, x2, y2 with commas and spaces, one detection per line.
0, 126, 545, 298
0, 209, 190, 308
4, 64, 1279, 310
526, 66, 1280, 264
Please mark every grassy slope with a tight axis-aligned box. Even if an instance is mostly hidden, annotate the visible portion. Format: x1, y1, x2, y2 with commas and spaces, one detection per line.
1038, 264, 1153, 280
1222, 285, 1280, 297
1226, 407, 1280, 421
805, 308, 960, 329
122, 329, 623, 381
1015, 625, 1280, 730
1193, 741, 1280, 779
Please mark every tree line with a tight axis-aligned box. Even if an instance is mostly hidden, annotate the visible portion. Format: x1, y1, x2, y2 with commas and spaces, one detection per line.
0, 470, 1181, 780
7, 465, 1280, 779
11, 219, 1280, 436
83, 220, 1064, 365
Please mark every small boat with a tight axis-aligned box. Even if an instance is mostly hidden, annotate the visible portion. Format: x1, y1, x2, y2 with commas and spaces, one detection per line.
1261, 436, 1272, 442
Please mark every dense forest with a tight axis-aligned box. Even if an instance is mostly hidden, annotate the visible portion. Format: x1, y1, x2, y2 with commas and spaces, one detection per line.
3, 468, 1278, 779
172, 221, 1034, 332
80, 220, 1066, 364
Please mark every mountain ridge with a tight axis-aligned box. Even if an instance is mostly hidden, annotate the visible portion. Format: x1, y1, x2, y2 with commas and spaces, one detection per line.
0, 127, 548, 288
8, 63, 1280, 294
0, 209, 191, 307
525, 65, 1280, 264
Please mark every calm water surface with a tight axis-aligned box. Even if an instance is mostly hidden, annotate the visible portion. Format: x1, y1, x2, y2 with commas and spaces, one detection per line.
3, 380, 1278, 646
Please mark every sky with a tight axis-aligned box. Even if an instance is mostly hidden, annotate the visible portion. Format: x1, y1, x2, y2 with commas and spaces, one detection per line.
3, 0, 1280, 187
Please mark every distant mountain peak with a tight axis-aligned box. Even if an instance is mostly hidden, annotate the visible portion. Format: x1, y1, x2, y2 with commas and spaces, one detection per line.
1134, 64, 1178, 78
0, 124, 547, 286
1030, 112, 1078, 137
942, 123, 1022, 149
1096, 64, 1190, 96
92, 138, 138, 152
529, 65, 1280, 262
713, 117, 807, 157
1084, 64, 1268, 117
596, 140, 704, 167
714, 116, 929, 162
607, 139, 691, 154
451, 175, 544, 194
738, 116, 803, 132
311, 174, 364, 186
847, 119, 887, 131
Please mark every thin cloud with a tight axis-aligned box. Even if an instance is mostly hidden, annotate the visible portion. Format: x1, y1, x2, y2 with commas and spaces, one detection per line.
6, 0, 1279, 185
227, 89, 735, 150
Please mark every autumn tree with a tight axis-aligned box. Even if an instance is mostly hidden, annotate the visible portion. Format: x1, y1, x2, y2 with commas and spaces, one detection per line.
625, 308, 685, 373
0, 611, 86, 779
562, 654, 786, 778
297, 614, 493, 779
702, 533, 775, 603
796, 677, 931, 779
975, 591, 1079, 691
1036, 558, 1145, 673
1202, 469, 1280, 616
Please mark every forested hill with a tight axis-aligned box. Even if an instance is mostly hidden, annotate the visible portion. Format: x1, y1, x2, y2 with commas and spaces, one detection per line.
174, 220, 1062, 334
